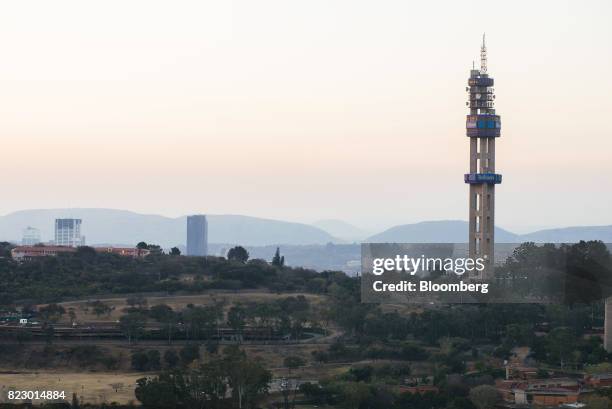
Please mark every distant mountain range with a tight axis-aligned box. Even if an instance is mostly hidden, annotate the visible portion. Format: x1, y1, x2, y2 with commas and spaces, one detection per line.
312, 219, 371, 241
366, 220, 612, 243
0, 209, 611, 247
366, 220, 519, 243
0, 209, 335, 247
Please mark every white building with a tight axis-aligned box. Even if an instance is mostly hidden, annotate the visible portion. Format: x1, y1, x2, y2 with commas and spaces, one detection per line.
54, 218, 85, 247
22, 226, 41, 245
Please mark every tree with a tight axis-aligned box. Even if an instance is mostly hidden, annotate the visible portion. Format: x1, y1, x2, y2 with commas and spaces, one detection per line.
91, 301, 111, 318
147, 244, 164, 255
228, 304, 247, 342
565, 241, 612, 305
206, 341, 219, 355
170, 247, 181, 256
469, 385, 500, 409
39, 303, 66, 323
227, 246, 249, 263
194, 359, 228, 407
43, 323, 55, 344
272, 247, 285, 267
76, 245, 97, 261
283, 356, 305, 372
183, 305, 218, 340
299, 382, 328, 405
164, 350, 179, 369
120, 312, 147, 343
135, 373, 185, 409
0, 241, 12, 258
16, 329, 33, 345
126, 296, 148, 310
68, 308, 77, 323
147, 350, 161, 370
150, 304, 177, 344
339, 382, 372, 409
132, 350, 150, 371
180, 343, 200, 366
136, 241, 163, 255
149, 304, 173, 321
546, 327, 576, 368
71, 392, 80, 409
223, 346, 272, 409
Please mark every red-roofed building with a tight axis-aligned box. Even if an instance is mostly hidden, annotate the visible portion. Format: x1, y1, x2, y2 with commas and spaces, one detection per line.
11, 245, 149, 261
398, 385, 439, 394
11, 245, 76, 261
496, 378, 591, 407
94, 247, 150, 257
584, 373, 612, 388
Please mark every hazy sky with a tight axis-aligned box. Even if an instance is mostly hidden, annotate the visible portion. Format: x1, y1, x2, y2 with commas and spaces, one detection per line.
0, 0, 611, 233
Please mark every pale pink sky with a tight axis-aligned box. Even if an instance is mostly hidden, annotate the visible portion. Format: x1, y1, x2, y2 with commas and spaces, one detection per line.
0, 0, 611, 233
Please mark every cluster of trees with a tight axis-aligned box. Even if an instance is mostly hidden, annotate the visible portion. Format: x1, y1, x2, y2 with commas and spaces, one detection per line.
299, 367, 501, 409
225, 295, 313, 340
0, 344, 120, 370
116, 294, 316, 344
0, 244, 320, 305
312, 340, 429, 364
135, 346, 271, 409
226, 245, 284, 267
326, 300, 610, 371
131, 344, 201, 371
496, 241, 612, 303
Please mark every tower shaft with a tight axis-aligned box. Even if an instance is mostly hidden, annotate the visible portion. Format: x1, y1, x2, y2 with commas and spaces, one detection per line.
465, 37, 501, 278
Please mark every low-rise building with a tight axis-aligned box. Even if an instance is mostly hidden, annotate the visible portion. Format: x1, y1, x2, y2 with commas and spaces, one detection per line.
11, 245, 76, 261
11, 245, 149, 261
527, 388, 580, 406
398, 385, 439, 394
584, 373, 612, 388
94, 247, 150, 257
497, 378, 589, 407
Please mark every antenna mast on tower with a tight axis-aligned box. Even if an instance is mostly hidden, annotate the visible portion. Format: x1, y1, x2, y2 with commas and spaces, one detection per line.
480, 33, 487, 74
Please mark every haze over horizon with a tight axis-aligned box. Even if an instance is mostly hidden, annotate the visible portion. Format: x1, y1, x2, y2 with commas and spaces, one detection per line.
1, 1, 611, 233
2, 207, 610, 239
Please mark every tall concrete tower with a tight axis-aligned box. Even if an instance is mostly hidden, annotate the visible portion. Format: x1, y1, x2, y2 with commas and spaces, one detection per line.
465, 35, 502, 276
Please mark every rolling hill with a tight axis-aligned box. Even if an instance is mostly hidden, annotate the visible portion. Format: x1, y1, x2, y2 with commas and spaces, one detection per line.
366, 220, 519, 243
0, 209, 335, 247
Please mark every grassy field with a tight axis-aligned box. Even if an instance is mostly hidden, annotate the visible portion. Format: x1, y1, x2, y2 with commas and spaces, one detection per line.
0, 371, 144, 405
54, 291, 327, 323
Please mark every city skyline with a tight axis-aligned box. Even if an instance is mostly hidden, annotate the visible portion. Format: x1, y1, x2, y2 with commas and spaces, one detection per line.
0, 1, 611, 233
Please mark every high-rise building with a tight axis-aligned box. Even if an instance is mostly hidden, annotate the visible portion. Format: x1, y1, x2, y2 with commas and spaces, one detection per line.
186, 215, 208, 256
464, 35, 502, 277
22, 226, 41, 245
54, 218, 85, 247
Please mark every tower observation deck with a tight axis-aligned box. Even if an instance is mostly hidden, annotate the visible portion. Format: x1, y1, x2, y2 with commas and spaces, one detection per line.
465, 34, 501, 276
